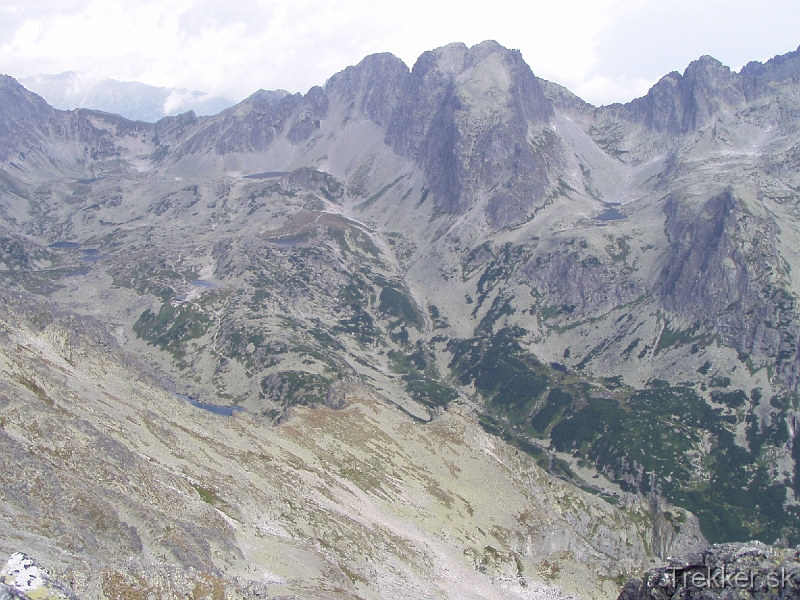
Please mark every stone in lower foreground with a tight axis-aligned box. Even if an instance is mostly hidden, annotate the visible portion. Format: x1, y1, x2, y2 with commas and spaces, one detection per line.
619, 542, 800, 600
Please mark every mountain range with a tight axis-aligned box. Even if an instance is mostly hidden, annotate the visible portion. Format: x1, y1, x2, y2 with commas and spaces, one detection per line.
19, 72, 236, 122
2, 40, 800, 599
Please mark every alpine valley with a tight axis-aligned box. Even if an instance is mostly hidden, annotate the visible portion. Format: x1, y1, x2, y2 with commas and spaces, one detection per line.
2, 40, 800, 599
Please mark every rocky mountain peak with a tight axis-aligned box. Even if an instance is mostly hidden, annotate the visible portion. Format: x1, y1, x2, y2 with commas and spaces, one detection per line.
324, 52, 409, 126
616, 55, 744, 135
0, 74, 41, 100
740, 44, 800, 81
407, 39, 551, 122
0, 75, 54, 161
382, 40, 555, 225
242, 88, 291, 106
412, 41, 471, 77
154, 40, 557, 227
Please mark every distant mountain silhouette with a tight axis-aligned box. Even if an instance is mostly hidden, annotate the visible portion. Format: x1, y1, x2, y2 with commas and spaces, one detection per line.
20, 71, 238, 122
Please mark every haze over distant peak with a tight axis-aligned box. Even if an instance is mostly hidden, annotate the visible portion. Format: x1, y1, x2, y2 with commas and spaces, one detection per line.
19, 71, 236, 122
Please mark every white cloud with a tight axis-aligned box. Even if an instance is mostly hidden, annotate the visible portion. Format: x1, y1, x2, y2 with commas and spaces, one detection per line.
0, 0, 797, 106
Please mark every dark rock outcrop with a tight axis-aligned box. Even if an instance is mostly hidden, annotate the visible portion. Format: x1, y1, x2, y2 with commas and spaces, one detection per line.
324, 380, 377, 410
170, 91, 302, 157
619, 56, 746, 135
740, 45, 800, 101
0, 76, 55, 162
385, 41, 555, 226
324, 52, 410, 127
619, 542, 800, 600
657, 189, 800, 386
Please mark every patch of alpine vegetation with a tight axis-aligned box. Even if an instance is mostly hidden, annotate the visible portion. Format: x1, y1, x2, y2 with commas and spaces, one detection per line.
550, 381, 798, 544
0, 229, 56, 271
260, 370, 335, 412
388, 342, 458, 409
333, 276, 381, 345
449, 328, 800, 544
449, 327, 550, 420
448, 327, 558, 468
116, 175, 436, 418
0, 232, 74, 295
109, 251, 201, 297
376, 276, 424, 344
469, 242, 531, 314
132, 290, 214, 363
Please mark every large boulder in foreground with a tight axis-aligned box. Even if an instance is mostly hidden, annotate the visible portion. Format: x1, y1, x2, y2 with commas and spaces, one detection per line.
619, 542, 800, 600
0, 553, 74, 599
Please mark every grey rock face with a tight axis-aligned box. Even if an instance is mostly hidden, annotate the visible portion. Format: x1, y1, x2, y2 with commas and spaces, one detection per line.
658, 189, 799, 385
384, 41, 555, 225
618, 542, 800, 600
171, 91, 303, 157
621, 56, 746, 135
594, 46, 800, 160
0, 584, 29, 600
740, 45, 800, 98
0, 76, 55, 162
244, 88, 291, 105
324, 52, 410, 127
524, 238, 641, 318
324, 380, 376, 409
0, 75, 155, 175
286, 85, 330, 144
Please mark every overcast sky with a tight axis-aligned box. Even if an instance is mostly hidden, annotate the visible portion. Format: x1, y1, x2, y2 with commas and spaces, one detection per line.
1, 0, 798, 106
